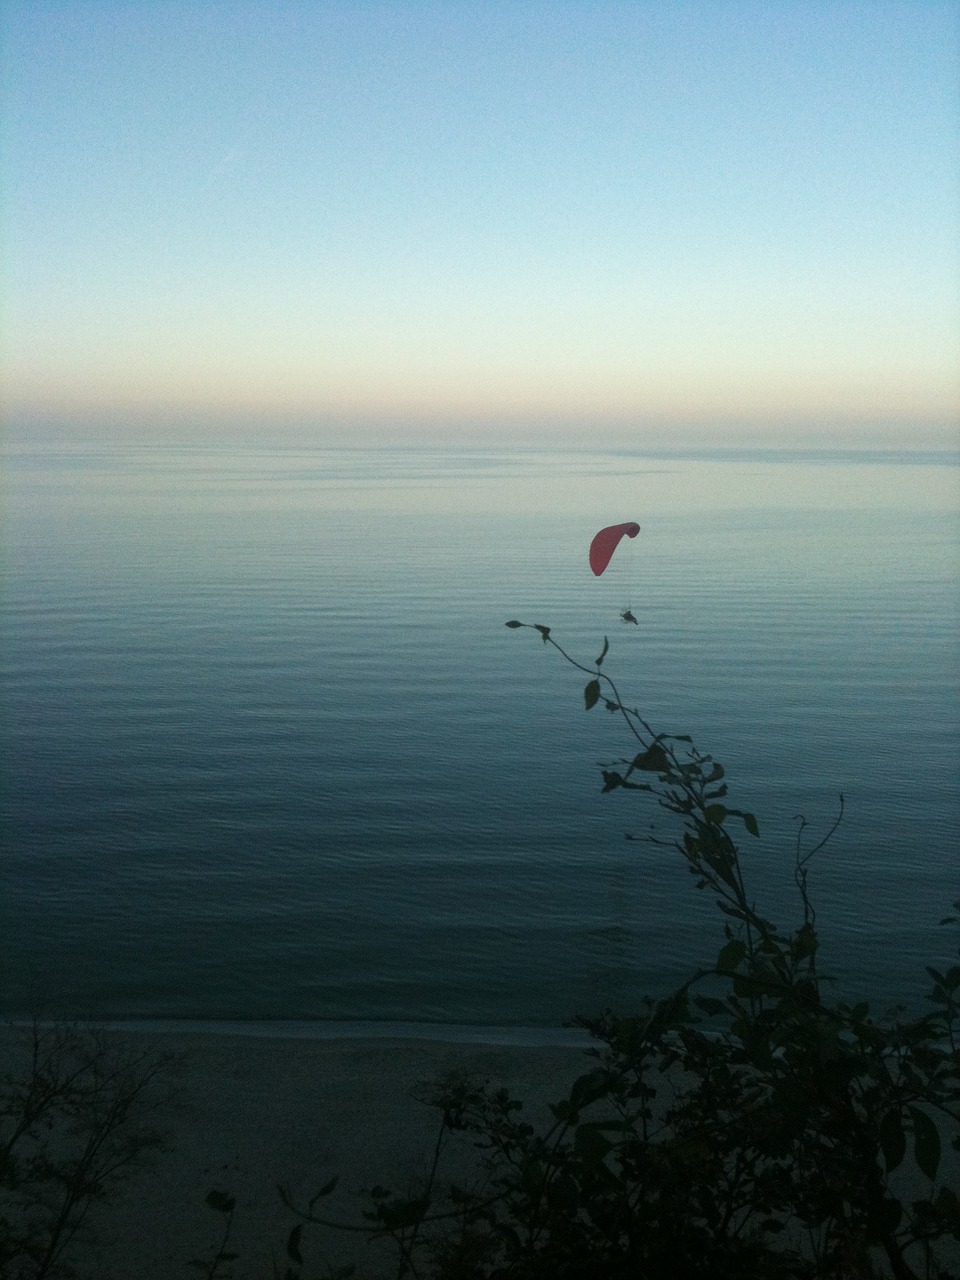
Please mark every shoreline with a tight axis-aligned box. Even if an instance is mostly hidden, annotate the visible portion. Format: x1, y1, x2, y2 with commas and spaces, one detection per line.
1, 1023, 593, 1279
10, 1016, 594, 1048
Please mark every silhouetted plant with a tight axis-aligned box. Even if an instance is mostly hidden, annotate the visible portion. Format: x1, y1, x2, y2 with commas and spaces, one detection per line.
0, 1022, 171, 1280
234, 625, 960, 1277
185, 1190, 240, 1279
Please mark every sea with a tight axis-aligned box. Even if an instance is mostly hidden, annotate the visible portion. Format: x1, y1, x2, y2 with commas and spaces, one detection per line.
3, 443, 959, 1034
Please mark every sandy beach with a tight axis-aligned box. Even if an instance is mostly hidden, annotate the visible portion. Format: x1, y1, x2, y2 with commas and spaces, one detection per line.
2, 1024, 593, 1280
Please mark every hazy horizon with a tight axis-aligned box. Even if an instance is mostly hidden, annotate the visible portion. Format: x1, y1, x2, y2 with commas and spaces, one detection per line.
2, 1, 958, 449
5, 409, 959, 455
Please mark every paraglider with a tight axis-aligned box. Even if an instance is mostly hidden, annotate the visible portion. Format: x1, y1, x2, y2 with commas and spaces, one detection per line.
589, 522, 640, 576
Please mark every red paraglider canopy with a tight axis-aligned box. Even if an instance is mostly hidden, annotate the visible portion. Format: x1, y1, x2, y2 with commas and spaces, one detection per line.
589, 522, 640, 576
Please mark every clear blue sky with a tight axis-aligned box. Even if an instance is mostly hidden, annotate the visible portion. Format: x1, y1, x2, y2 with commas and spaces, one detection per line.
2, 1, 958, 445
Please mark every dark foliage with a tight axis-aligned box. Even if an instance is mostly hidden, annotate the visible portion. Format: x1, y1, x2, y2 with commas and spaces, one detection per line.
0, 1023, 170, 1280
275, 625, 959, 1280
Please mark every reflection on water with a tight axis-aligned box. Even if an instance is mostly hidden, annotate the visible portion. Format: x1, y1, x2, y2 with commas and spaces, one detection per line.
3, 445, 959, 1023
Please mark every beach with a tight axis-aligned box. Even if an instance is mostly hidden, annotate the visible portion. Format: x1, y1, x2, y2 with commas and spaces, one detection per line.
1, 1024, 591, 1279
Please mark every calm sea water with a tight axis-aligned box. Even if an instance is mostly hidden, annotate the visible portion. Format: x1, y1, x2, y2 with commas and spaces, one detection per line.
3, 444, 959, 1026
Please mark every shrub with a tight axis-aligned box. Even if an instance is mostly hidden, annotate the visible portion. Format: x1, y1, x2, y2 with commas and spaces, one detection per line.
274, 624, 960, 1279
0, 1022, 171, 1280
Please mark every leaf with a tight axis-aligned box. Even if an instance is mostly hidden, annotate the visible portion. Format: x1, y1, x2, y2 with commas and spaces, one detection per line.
869, 1198, 903, 1239
879, 1109, 906, 1173
205, 1190, 235, 1214
584, 679, 600, 710
505, 619, 524, 628
717, 939, 747, 973
595, 636, 609, 667
601, 771, 623, 792
632, 744, 670, 772
705, 804, 728, 826
791, 925, 818, 960
569, 1068, 608, 1109
742, 812, 760, 837
574, 1123, 612, 1165
547, 1170, 579, 1213
932, 1186, 960, 1228
909, 1105, 942, 1180
287, 1224, 304, 1265
550, 1098, 578, 1123
534, 624, 551, 643
694, 996, 728, 1016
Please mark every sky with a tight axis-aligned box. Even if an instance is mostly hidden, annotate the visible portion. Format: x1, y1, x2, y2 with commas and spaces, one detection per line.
2, 0, 958, 447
